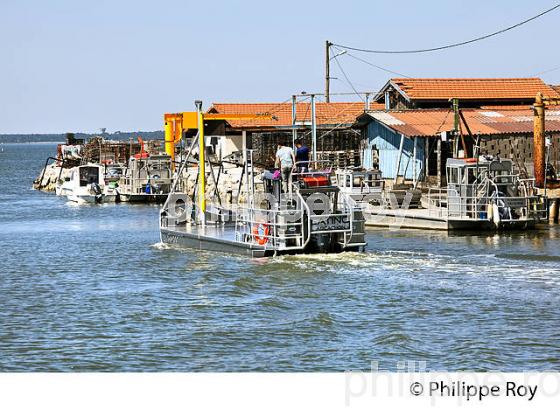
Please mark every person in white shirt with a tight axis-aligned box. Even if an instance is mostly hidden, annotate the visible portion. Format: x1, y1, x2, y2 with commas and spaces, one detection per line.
275, 143, 296, 193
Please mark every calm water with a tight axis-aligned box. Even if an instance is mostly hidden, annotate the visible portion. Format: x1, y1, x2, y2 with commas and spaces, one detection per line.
1, 143, 559, 371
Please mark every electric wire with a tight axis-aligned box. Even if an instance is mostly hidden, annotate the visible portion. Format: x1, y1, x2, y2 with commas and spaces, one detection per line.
332, 55, 365, 102
333, 3, 560, 54
531, 65, 560, 76
332, 45, 411, 78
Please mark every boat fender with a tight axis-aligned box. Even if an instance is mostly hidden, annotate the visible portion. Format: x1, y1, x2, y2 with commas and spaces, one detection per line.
252, 223, 269, 245
492, 203, 501, 227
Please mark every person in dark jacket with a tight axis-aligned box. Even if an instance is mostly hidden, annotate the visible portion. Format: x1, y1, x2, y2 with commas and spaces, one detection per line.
295, 140, 310, 173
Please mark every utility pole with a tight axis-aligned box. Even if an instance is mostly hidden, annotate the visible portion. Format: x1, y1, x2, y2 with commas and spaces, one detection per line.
325, 41, 331, 103
452, 98, 459, 157
195, 100, 205, 224
291, 95, 297, 150
311, 94, 317, 163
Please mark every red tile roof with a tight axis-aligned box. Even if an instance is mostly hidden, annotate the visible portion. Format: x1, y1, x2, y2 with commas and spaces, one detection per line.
366, 106, 560, 137
381, 78, 560, 101
208, 102, 383, 129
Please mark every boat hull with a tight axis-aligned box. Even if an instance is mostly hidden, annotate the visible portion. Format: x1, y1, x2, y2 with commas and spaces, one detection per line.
161, 227, 269, 257
363, 208, 536, 231
160, 225, 365, 258
67, 194, 103, 204
119, 193, 168, 203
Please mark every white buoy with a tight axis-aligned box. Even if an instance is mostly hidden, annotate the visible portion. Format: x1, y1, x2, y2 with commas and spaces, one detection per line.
492, 203, 501, 228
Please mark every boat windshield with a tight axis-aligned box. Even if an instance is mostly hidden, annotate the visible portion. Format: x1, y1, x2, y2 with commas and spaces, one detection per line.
79, 167, 99, 186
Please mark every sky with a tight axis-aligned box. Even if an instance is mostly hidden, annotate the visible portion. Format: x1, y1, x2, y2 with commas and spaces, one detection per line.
1, 0, 559, 134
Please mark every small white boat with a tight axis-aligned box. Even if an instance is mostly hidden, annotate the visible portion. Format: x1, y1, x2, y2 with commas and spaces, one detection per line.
56, 164, 111, 204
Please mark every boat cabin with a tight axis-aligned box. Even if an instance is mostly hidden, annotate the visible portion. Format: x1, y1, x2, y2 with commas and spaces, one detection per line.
119, 154, 173, 201
335, 169, 384, 202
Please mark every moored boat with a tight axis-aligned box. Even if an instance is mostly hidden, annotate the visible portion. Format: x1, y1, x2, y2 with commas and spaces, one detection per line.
337, 157, 547, 230
56, 164, 114, 204
117, 154, 173, 203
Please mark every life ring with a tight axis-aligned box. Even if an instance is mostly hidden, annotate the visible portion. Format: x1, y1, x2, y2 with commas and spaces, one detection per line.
252, 223, 269, 245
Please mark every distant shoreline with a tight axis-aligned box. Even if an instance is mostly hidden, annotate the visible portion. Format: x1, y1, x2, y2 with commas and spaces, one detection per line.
1, 141, 64, 145
0, 131, 164, 144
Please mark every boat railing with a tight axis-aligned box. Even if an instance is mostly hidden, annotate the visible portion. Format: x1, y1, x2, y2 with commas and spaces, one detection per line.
335, 193, 365, 248
160, 131, 200, 226
119, 176, 173, 195
518, 178, 537, 196
334, 169, 385, 195
292, 160, 332, 174
426, 186, 546, 221
234, 195, 308, 251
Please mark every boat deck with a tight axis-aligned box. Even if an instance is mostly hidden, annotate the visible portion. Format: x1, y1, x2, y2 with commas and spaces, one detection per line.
364, 206, 533, 230
161, 223, 270, 257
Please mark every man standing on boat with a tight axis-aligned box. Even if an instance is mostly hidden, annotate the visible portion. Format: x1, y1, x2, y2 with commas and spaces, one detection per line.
275, 142, 296, 194
295, 139, 310, 173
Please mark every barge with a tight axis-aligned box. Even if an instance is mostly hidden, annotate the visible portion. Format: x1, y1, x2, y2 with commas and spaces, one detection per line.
159, 103, 367, 257
338, 157, 547, 230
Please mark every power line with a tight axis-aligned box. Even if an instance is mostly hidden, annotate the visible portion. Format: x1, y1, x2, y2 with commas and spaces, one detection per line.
531, 65, 560, 76
333, 3, 560, 54
332, 55, 364, 102
332, 45, 411, 77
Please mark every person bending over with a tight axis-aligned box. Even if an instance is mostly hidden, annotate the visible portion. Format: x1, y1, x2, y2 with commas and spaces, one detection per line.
275, 143, 296, 193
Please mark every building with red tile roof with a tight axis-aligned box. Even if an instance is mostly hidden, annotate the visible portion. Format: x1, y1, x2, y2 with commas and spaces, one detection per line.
205, 101, 376, 167
358, 105, 560, 184
375, 78, 560, 109
207, 101, 382, 131
362, 106, 560, 138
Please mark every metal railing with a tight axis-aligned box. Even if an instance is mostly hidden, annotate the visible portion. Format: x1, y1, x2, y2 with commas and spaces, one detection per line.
336, 193, 366, 248
119, 176, 173, 195
234, 192, 308, 251
160, 130, 200, 225
233, 188, 364, 251
426, 186, 546, 222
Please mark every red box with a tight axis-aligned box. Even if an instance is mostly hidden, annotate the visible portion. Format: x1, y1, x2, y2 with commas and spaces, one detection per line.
302, 175, 329, 187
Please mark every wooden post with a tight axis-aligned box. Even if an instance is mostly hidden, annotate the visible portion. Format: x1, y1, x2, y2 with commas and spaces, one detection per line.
425, 138, 429, 181
534, 92, 546, 188
412, 137, 417, 185
394, 134, 405, 184
453, 98, 459, 158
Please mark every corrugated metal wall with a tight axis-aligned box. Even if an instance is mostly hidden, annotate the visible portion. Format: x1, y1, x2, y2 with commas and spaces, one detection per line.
364, 121, 425, 180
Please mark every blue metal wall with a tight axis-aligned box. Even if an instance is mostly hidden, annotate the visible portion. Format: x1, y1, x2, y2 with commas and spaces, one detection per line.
363, 120, 425, 180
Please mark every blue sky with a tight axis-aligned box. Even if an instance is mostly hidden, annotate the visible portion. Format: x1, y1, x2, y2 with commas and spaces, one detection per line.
1, 0, 559, 133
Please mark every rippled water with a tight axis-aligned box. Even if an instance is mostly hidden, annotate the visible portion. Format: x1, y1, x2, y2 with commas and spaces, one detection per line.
1, 143, 559, 371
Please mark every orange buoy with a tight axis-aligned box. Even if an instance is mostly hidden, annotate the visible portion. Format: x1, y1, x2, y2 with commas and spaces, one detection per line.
252, 223, 269, 245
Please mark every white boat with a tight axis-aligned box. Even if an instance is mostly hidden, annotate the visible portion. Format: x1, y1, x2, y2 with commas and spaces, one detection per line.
56, 164, 113, 204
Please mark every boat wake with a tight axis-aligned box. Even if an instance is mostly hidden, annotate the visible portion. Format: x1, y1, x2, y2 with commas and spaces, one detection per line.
150, 241, 173, 250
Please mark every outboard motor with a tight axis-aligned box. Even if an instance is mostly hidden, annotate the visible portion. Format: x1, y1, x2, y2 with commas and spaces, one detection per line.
89, 183, 103, 203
